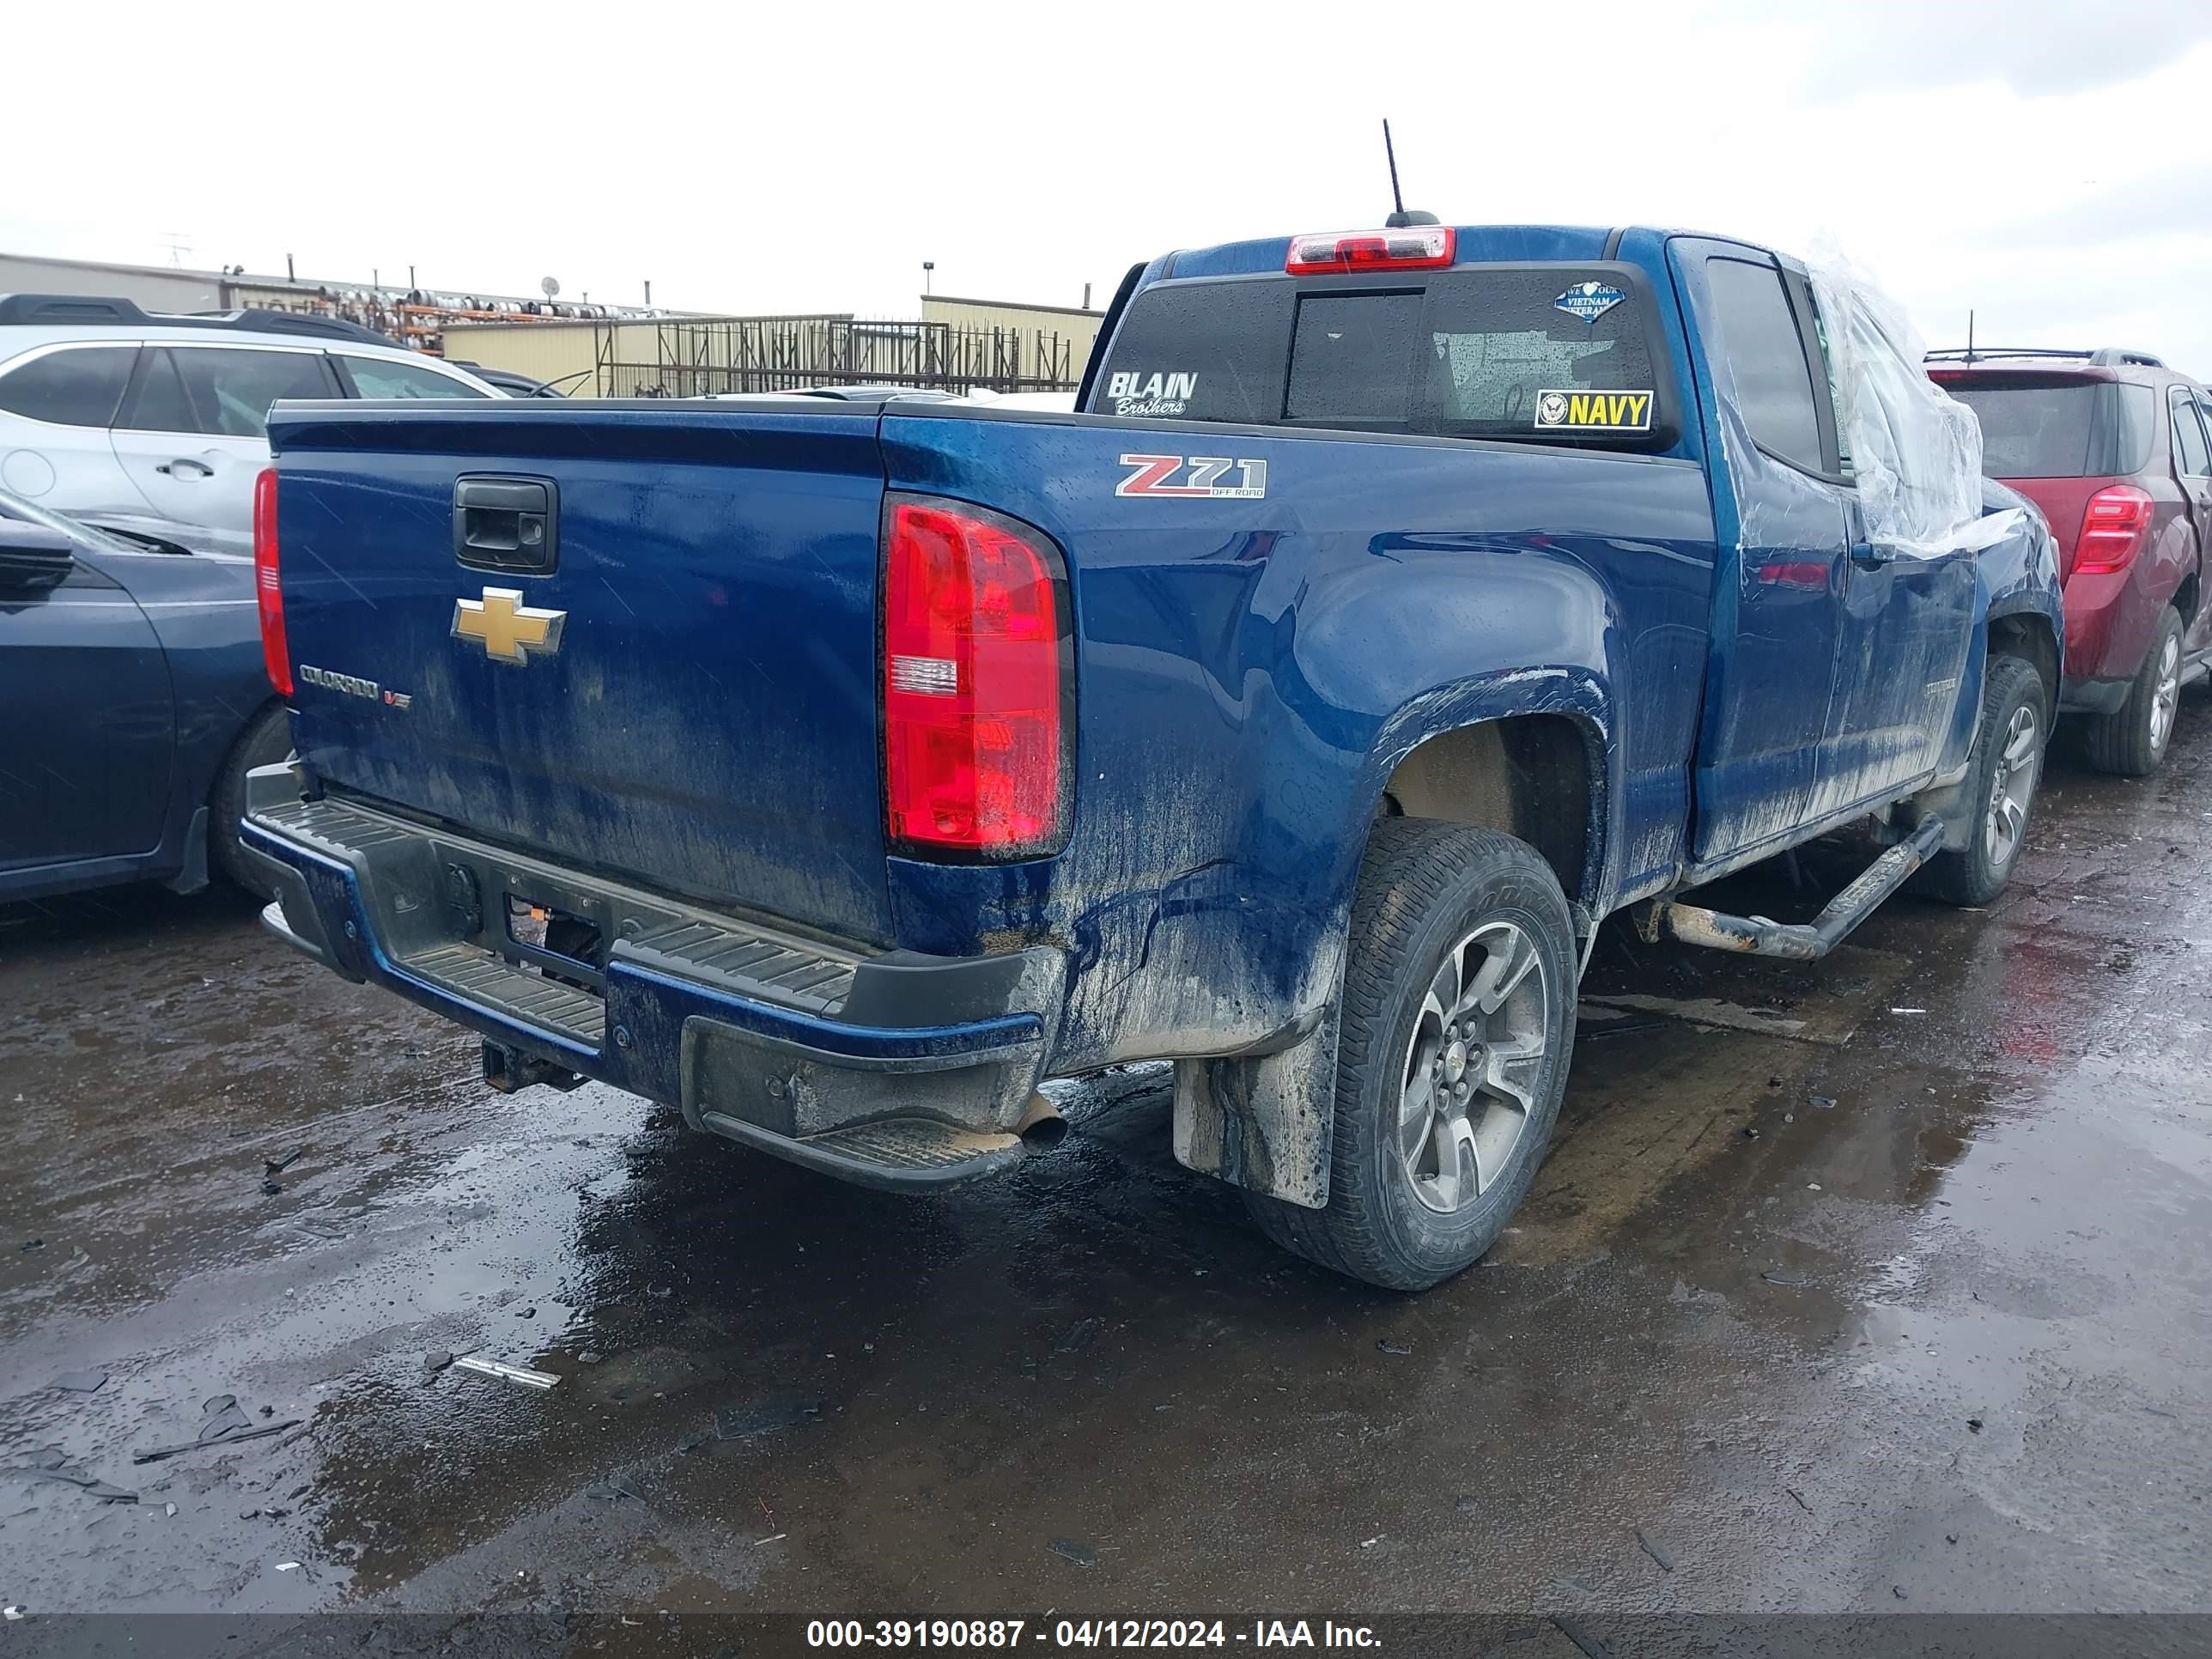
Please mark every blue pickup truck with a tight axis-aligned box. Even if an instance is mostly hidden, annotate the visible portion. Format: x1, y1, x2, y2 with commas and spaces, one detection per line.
241, 223, 2062, 1289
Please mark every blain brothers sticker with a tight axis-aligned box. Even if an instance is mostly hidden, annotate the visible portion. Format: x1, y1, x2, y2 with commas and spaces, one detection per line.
1104, 370, 1197, 417
1115, 454, 1268, 500
1533, 388, 1653, 433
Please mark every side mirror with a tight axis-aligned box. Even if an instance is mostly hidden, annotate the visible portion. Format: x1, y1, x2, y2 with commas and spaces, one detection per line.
0, 520, 77, 592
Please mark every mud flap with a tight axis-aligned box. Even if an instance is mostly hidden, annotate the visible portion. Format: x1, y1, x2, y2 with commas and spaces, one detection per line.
1171, 1007, 1339, 1210
161, 807, 210, 896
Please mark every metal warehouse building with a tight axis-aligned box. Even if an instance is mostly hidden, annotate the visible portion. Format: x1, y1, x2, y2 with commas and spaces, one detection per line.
4, 250, 1103, 397
443, 295, 1104, 398
0, 250, 659, 362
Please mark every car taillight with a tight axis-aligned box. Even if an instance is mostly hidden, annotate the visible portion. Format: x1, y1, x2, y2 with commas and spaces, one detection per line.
2075, 484, 2154, 574
252, 467, 292, 696
883, 495, 1068, 858
1285, 226, 1455, 275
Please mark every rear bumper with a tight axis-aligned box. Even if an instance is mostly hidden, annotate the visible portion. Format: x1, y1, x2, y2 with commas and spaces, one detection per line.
240, 768, 1066, 1184
2062, 568, 2156, 689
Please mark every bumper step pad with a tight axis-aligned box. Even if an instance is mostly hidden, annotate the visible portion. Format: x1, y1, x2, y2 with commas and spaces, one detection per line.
698, 1110, 1029, 1191
248, 793, 861, 1037
411, 942, 606, 1045
623, 920, 856, 1014
244, 780, 1056, 1200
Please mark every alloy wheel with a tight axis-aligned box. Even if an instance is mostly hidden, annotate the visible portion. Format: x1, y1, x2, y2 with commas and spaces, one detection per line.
1983, 703, 2039, 871
2149, 633, 2182, 755
1397, 921, 1550, 1215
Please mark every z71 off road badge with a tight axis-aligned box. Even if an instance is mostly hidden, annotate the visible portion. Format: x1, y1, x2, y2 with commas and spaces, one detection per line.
1534, 389, 1654, 434
453, 587, 567, 665
1115, 454, 1267, 500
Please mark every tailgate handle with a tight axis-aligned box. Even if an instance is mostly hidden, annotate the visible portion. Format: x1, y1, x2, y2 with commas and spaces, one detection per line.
453, 476, 558, 574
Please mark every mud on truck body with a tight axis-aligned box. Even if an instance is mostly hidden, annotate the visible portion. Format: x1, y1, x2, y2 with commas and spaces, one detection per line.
242, 223, 2062, 1289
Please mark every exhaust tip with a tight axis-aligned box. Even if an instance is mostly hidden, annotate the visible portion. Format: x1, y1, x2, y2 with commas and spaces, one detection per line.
1015, 1092, 1068, 1152
1020, 1115, 1069, 1152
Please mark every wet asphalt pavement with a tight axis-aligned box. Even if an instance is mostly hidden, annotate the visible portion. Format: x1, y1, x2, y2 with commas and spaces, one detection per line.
3, 706, 2210, 1653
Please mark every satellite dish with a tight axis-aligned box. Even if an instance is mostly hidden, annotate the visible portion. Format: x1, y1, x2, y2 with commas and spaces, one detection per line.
540, 276, 561, 300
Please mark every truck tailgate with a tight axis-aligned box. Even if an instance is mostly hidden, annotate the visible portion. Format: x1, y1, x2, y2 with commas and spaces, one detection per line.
268, 401, 894, 944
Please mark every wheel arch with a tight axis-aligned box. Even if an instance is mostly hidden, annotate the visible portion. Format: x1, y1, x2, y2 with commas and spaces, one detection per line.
1173, 677, 1616, 1214
1986, 605, 2059, 715
204, 694, 291, 807
2172, 559, 2201, 632
1374, 711, 1603, 913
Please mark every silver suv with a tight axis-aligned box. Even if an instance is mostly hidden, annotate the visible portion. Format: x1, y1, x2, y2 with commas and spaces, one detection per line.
0, 294, 504, 534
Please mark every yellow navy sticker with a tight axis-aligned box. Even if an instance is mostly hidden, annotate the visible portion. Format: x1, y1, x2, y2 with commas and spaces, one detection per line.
1534, 388, 1654, 433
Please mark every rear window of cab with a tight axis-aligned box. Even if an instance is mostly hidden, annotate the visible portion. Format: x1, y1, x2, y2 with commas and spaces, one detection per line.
1091, 263, 1677, 449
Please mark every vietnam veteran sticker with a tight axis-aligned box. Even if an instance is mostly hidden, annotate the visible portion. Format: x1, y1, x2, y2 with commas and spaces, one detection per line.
1534, 389, 1654, 433
1554, 282, 1626, 324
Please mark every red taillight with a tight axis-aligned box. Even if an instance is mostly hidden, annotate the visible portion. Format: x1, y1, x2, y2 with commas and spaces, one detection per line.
883, 496, 1067, 857
252, 467, 291, 697
1285, 226, 1455, 276
2075, 484, 2154, 574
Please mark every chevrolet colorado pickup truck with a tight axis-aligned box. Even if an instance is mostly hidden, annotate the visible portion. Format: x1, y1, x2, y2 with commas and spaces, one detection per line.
241, 223, 2062, 1289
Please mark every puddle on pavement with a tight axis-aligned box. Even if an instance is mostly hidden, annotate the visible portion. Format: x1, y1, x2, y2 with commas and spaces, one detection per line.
4, 721, 2212, 1615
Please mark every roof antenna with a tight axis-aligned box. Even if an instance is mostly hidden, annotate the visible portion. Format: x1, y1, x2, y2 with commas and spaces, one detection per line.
1966, 308, 1976, 365
1382, 120, 1438, 228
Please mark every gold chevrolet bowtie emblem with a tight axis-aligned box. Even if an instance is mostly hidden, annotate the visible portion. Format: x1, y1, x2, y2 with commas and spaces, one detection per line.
453, 587, 566, 665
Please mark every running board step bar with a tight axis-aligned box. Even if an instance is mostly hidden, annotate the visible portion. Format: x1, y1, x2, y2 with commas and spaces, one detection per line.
1639, 817, 1947, 962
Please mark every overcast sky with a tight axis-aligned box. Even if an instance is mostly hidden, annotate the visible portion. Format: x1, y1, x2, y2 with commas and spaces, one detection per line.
9, 0, 2212, 368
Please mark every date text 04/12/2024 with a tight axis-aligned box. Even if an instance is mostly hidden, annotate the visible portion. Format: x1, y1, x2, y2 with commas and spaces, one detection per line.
805, 1621, 1382, 1649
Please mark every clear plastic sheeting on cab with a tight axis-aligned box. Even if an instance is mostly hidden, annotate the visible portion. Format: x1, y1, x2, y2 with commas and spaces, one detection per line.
1805, 239, 2023, 558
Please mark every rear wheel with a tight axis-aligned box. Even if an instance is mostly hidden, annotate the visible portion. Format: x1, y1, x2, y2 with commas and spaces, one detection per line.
1244, 818, 1576, 1291
2085, 605, 2183, 778
1919, 654, 2046, 907
210, 704, 292, 901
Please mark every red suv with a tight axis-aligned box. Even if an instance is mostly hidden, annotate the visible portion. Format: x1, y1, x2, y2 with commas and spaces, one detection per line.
1928, 348, 2212, 775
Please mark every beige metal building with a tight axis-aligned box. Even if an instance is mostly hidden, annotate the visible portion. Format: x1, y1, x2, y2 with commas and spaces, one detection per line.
439, 316, 866, 392
445, 295, 1104, 397
921, 295, 1103, 365
1, 250, 660, 360
438, 318, 652, 389
0, 246, 1107, 394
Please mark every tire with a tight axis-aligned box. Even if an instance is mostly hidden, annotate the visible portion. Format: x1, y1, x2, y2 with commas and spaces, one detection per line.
2084, 605, 2184, 778
1918, 654, 2046, 908
210, 703, 293, 901
1244, 818, 1577, 1291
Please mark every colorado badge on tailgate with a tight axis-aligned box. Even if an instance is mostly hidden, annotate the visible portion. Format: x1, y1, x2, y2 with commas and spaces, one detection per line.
1534, 389, 1654, 434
